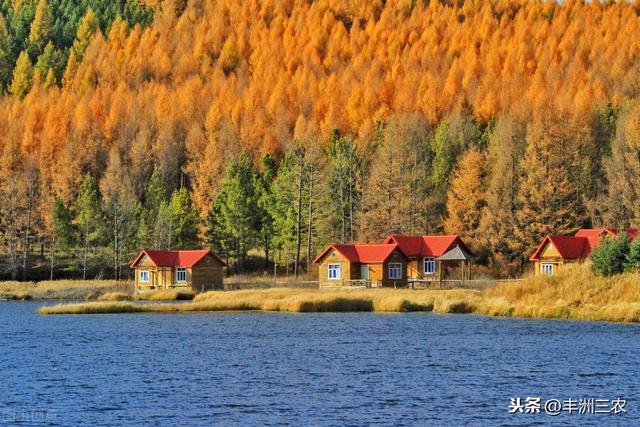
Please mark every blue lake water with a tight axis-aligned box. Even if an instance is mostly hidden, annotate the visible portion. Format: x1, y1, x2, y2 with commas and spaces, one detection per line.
0, 302, 638, 426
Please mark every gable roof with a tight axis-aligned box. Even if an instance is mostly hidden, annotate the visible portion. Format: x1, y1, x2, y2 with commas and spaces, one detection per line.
130, 249, 226, 268
437, 245, 473, 261
383, 235, 470, 258
313, 243, 408, 264
530, 228, 639, 262
575, 228, 638, 239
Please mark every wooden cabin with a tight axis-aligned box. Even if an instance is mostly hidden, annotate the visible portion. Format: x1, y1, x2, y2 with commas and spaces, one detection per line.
529, 228, 638, 276
130, 249, 226, 292
383, 235, 473, 281
313, 244, 409, 287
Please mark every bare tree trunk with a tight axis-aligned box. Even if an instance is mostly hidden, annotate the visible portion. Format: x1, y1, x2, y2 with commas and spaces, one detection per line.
21, 195, 33, 281
306, 164, 314, 275
294, 153, 304, 278
50, 233, 55, 281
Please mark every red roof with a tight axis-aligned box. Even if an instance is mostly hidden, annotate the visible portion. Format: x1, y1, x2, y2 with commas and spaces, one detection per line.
575, 228, 638, 239
313, 244, 407, 264
130, 249, 226, 268
530, 228, 638, 261
383, 235, 469, 258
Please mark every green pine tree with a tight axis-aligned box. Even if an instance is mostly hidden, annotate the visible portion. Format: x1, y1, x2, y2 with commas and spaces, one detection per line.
49, 197, 74, 279
624, 237, 640, 273
169, 187, 199, 249
34, 41, 62, 84
206, 154, 260, 271
0, 14, 10, 92
75, 175, 102, 279
591, 234, 629, 277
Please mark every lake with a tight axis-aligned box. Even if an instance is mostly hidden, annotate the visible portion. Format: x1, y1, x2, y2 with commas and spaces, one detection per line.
0, 302, 637, 426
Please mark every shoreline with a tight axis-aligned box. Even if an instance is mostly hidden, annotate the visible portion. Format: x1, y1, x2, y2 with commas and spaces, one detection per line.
3, 263, 639, 323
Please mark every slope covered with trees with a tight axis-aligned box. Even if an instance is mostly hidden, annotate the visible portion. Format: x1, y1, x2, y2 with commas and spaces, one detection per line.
2, 0, 640, 279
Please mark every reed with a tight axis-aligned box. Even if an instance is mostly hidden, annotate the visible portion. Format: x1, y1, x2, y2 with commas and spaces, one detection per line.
0, 280, 131, 300
476, 263, 640, 322
97, 292, 133, 302
135, 289, 195, 301
35, 265, 640, 322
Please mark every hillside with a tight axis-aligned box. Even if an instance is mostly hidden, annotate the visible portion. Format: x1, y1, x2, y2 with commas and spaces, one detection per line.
2, 0, 640, 279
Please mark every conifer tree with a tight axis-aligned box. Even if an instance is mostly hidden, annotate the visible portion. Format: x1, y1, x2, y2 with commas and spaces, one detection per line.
9, 50, 33, 98
28, 0, 53, 58
72, 8, 99, 61
49, 197, 73, 279
34, 41, 62, 83
0, 14, 10, 91
169, 187, 199, 249
515, 114, 584, 266
206, 154, 260, 270
75, 175, 102, 280
444, 147, 485, 249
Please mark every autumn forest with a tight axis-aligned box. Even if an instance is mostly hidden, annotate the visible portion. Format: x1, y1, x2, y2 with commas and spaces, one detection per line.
2, 0, 640, 280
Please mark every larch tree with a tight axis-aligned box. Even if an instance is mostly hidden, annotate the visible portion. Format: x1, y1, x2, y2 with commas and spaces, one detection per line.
478, 116, 526, 274
100, 150, 140, 280
443, 147, 485, 250
515, 113, 585, 267
72, 8, 99, 61
605, 101, 640, 228
9, 51, 33, 99
27, 0, 53, 59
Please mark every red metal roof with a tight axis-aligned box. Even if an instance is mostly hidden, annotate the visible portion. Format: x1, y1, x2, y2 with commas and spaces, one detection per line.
530, 228, 638, 261
383, 235, 468, 257
575, 228, 638, 239
130, 249, 226, 268
313, 244, 407, 264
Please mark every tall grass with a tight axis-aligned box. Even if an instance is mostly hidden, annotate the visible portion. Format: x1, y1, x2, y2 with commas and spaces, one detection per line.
0, 280, 131, 300
38, 288, 478, 315
476, 263, 640, 322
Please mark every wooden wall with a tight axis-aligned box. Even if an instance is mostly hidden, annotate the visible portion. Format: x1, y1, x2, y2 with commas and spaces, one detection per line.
317, 249, 353, 287
190, 261, 224, 291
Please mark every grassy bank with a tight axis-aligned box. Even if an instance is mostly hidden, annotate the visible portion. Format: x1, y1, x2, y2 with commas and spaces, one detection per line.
36, 264, 640, 322
0, 280, 131, 300
38, 288, 477, 315
0, 280, 196, 302
476, 263, 640, 322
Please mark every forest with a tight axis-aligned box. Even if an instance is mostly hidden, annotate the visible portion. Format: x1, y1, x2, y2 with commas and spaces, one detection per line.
1, 0, 640, 280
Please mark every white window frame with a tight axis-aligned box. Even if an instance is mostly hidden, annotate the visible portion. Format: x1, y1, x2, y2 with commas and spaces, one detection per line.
328, 264, 341, 280
388, 263, 402, 280
541, 263, 554, 276
423, 257, 436, 275
139, 270, 149, 283
176, 267, 187, 283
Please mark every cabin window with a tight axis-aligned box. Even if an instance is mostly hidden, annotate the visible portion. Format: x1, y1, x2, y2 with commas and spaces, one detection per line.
176, 267, 187, 283
139, 270, 149, 283
328, 264, 341, 280
388, 263, 402, 280
541, 263, 554, 276
424, 257, 436, 274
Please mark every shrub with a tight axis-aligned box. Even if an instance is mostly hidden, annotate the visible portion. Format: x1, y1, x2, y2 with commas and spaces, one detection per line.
590, 234, 630, 277
624, 237, 640, 273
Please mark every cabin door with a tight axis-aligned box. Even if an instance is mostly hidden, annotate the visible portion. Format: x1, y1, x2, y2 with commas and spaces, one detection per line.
361, 264, 370, 281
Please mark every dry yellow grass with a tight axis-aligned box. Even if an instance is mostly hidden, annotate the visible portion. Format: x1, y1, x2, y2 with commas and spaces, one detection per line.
38, 288, 478, 315
135, 289, 195, 301
35, 265, 640, 322
0, 280, 131, 300
476, 263, 640, 322
97, 292, 133, 302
